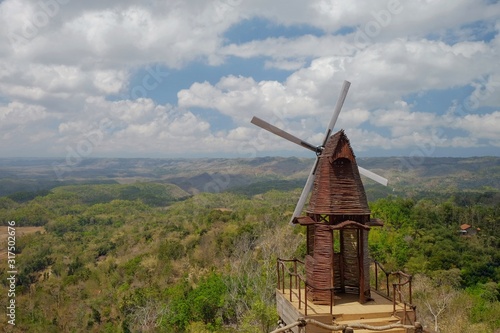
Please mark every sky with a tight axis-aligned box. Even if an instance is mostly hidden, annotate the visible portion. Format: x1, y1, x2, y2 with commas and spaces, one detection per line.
0, 0, 499, 160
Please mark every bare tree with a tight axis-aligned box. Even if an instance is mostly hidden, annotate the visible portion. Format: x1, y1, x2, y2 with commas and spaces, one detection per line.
413, 273, 460, 332
224, 225, 302, 329
130, 300, 168, 332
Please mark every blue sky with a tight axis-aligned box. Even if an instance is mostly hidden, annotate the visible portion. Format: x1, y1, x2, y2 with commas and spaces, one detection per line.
0, 0, 499, 159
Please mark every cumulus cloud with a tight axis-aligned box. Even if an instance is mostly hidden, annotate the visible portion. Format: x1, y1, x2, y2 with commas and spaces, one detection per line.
372, 106, 440, 137
455, 112, 500, 143
0, 0, 498, 157
178, 75, 321, 123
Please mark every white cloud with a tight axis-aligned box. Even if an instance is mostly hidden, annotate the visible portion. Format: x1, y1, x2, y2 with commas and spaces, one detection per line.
343, 128, 392, 151
0, 0, 499, 157
455, 111, 500, 142
178, 75, 321, 124
0, 101, 57, 153
264, 59, 306, 71
92, 70, 129, 94
0, 101, 49, 126
467, 74, 500, 108
221, 35, 497, 109
372, 107, 440, 137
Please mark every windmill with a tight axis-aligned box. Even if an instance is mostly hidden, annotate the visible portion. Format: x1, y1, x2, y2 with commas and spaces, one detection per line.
252, 80, 390, 305
251, 80, 388, 225
251, 83, 418, 329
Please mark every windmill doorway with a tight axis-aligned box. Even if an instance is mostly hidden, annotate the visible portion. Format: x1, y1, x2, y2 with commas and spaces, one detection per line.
305, 220, 370, 305
332, 223, 368, 304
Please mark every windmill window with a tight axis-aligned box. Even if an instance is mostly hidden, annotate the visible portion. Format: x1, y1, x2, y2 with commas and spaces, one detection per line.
307, 225, 315, 256
333, 229, 341, 253
332, 157, 351, 167
333, 158, 352, 181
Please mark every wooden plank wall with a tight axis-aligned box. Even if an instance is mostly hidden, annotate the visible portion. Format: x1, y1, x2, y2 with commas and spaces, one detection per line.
276, 290, 334, 333
309, 225, 333, 304
363, 229, 371, 295
276, 291, 301, 333
342, 228, 360, 293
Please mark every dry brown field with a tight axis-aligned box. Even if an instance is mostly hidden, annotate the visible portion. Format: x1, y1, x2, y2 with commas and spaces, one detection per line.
0, 226, 45, 261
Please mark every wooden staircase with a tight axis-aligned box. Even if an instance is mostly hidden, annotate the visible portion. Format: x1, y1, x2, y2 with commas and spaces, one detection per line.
276, 290, 414, 333
333, 311, 406, 333
275, 259, 417, 333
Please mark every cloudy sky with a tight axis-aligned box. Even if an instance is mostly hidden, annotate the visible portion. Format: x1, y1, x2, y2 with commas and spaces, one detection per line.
0, 0, 499, 159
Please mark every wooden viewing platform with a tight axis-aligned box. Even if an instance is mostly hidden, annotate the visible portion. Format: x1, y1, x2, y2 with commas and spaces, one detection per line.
275, 258, 417, 333
277, 288, 414, 333
254, 122, 419, 333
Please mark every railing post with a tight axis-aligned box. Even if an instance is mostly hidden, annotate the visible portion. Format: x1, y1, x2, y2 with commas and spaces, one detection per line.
386, 272, 390, 298
276, 260, 280, 290
294, 259, 298, 289
375, 262, 379, 291
330, 289, 333, 315
398, 274, 402, 302
282, 264, 285, 293
298, 279, 302, 309
304, 281, 307, 316
289, 271, 293, 302
409, 275, 412, 305
403, 302, 407, 324
392, 284, 396, 314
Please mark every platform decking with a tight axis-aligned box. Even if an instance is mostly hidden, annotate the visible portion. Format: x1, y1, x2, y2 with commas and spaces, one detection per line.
276, 289, 412, 333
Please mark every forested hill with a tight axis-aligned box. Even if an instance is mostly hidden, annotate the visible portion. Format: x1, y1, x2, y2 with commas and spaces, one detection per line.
0, 156, 499, 331
0, 156, 499, 199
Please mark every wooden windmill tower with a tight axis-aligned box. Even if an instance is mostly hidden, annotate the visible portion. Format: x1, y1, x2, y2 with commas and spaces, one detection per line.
251, 81, 417, 332
251, 80, 387, 304
293, 129, 384, 305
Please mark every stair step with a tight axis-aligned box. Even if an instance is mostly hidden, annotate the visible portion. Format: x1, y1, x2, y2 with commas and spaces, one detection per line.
353, 329, 406, 333
332, 315, 407, 333
336, 311, 395, 321
333, 327, 405, 333
335, 315, 401, 326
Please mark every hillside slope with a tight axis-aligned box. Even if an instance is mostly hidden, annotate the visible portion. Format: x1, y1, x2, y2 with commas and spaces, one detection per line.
0, 157, 499, 199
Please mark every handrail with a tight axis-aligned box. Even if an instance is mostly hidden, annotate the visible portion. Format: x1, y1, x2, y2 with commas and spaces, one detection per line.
372, 260, 416, 324
278, 258, 417, 323
277, 258, 305, 264
277, 258, 334, 316
270, 318, 424, 333
373, 260, 391, 297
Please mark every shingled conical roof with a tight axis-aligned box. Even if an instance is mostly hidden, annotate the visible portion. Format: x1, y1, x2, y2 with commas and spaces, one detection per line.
306, 130, 370, 216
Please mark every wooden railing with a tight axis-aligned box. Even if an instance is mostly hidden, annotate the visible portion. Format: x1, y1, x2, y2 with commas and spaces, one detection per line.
372, 260, 416, 324
271, 318, 424, 333
373, 260, 391, 297
276, 258, 335, 316
277, 258, 417, 323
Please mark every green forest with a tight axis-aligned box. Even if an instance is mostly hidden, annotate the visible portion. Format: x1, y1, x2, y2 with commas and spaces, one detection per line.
0, 180, 499, 332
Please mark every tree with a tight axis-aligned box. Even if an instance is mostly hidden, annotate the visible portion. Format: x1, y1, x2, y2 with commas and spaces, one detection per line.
413, 271, 461, 332
129, 300, 167, 332
189, 273, 227, 328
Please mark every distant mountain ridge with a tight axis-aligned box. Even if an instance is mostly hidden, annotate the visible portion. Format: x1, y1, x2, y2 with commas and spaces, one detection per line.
0, 157, 499, 199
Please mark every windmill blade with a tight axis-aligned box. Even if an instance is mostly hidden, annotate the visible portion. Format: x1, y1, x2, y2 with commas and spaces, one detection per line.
321, 80, 351, 147
290, 158, 318, 224
251, 116, 318, 153
358, 166, 388, 186
289, 80, 351, 224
